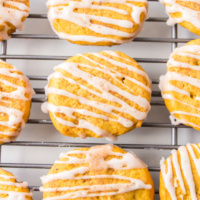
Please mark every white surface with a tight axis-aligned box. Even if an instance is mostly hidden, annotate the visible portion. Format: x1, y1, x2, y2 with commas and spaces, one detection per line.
0, 0, 200, 199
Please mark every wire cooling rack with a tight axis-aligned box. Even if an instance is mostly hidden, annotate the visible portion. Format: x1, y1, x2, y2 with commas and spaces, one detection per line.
0, 0, 199, 199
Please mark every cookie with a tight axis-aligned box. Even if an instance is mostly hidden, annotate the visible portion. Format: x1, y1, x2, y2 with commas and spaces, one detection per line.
42, 51, 151, 141
40, 144, 154, 200
47, 0, 148, 46
160, 143, 200, 200
0, 168, 32, 199
159, 39, 200, 130
159, 0, 200, 35
0, 0, 30, 41
0, 60, 34, 144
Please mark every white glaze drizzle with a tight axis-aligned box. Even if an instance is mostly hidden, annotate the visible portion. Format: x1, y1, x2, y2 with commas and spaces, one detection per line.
57, 147, 147, 169
0, 190, 32, 200
159, 44, 200, 127
0, 0, 30, 40
179, 146, 197, 200
171, 111, 200, 119
0, 60, 35, 143
172, 150, 186, 193
168, 58, 200, 71
0, 181, 28, 187
161, 157, 177, 199
40, 144, 151, 200
160, 144, 200, 200
47, 0, 148, 44
178, 52, 200, 60
0, 174, 16, 179
161, 71, 200, 89
42, 51, 151, 141
187, 144, 200, 177
159, 0, 200, 30
173, 45, 200, 55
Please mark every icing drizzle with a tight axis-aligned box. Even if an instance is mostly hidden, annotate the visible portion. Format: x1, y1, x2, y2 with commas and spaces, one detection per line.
0, 0, 30, 41
159, 43, 200, 129
0, 60, 35, 143
160, 144, 200, 200
42, 51, 151, 141
159, 0, 200, 30
40, 144, 152, 200
47, 0, 148, 44
0, 171, 32, 200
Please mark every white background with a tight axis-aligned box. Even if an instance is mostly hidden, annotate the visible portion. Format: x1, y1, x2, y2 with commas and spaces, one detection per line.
0, 0, 200, 199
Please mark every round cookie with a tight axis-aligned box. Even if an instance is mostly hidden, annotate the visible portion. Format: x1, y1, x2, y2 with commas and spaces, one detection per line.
0, 0, 30, 41
159, 39, 200, 130
46, 0, 148, 46
40, 144, 154, 200
0, 168, 32, 199
0, 60, 34, 144
160, 143, 200, 200
159, 0, 200, 35
42, 51, 151, 141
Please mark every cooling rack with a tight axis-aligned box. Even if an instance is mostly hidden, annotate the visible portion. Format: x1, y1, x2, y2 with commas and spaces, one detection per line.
0, 0, 199, 199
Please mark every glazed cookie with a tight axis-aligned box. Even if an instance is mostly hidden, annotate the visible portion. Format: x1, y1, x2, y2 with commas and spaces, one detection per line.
0, 60, 34, 144
47, 0, 148, 46
40, 144, 154, 200
42, 51, 151, 141
0, 168, 32, 199
159, 0, 200, 35
160, 143, 200, 200
0, 0, 30, 41
159, 39, 200, 130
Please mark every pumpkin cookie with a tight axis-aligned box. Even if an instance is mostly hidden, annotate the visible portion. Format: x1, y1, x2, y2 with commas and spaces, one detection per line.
0, 60, 34, 144
47, 0, 148, 46
159, 39, 200, 130
40, 144, 154, 200
0, 0, 30, 41
159, 0, 200, 35
0, 168, 32, 199
42, 51, 151, 141
160, 143, 200, 200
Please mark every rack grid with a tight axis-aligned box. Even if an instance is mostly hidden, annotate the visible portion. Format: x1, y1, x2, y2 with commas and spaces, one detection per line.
0, 0, 197, 198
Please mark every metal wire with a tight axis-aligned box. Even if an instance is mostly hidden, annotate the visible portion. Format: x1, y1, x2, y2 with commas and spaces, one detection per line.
171, 25, 178, 146
0, 1, 189, 196
3, 142, 179, 149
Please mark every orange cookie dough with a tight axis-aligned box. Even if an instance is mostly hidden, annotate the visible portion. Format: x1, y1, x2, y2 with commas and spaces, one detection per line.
47, 0, 148, 46
159, 39, 200, 130
159, 0, 200, 35
42, 51, 151, 141
0, 60, 34, 144
40, 144, 154, 200
160, 143, 200, 200
0, 168, 32, 199
0, 0, 30, 41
